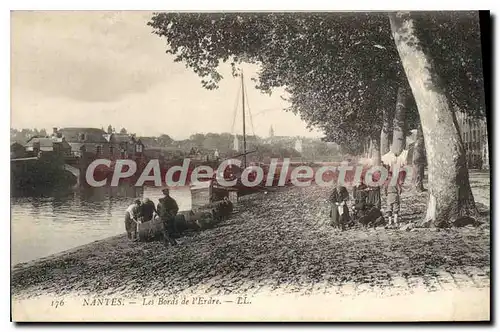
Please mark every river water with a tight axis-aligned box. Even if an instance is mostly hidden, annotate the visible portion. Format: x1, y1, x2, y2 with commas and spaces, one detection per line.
11, 184, 210, 265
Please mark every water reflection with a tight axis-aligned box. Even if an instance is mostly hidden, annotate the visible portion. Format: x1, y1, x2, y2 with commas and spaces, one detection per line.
11, 184, 197, 265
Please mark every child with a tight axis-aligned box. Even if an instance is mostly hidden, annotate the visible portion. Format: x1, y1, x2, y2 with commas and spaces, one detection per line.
358, 206, 386, 229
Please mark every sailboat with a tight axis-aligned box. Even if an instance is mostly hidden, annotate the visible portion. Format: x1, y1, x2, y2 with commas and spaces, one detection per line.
208, 71, 267, 202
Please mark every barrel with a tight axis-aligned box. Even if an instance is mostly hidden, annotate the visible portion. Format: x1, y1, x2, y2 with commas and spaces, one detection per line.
137, 214, 197, 242
137, 201, 234, 242
137, 218, 164, 242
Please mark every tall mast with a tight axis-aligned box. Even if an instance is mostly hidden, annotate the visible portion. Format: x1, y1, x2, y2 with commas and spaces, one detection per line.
241, 71, 247, 169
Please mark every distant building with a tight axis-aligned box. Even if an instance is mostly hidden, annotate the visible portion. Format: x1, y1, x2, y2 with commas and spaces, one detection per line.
325, 141, 340, 149
55, 127, 110, 158
138, 137, 160, 149
106, 133, 144, 159
24, 136, 71, 157
54, 127, 144, 160
233, 135, 239, 152
269, 125, 275, 138
188, 147, 204, 161
455, 111, 488, 169
265, 135, 296, 149
10, 142, 26, 159
231, 134, 259, 153
294, 138, 303, 153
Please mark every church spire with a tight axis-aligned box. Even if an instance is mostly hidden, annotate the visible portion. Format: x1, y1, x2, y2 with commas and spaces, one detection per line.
269, 125, 275, 138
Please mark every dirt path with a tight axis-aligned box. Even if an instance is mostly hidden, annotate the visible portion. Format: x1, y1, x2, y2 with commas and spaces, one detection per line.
12, 172, 490, 299
469, 170, 490, 208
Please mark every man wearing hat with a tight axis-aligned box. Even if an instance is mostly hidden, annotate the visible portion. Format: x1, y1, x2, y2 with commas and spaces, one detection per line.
157, 188, 179, 247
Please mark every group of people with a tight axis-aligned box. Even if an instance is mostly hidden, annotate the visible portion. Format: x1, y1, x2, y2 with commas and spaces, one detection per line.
124, 188, 180, 246
124, 189, 236, 247
329, 170, 403, 231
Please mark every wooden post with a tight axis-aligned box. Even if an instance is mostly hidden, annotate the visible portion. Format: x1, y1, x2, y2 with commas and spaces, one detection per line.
241, 72, 247, 169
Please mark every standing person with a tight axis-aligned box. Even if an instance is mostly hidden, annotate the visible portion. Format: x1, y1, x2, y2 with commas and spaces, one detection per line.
157, 189, 179, 247
338, 186, 351, 228
329, 187, 339, 228
124, 199, 142, 241
385, 171, 402, 228
352, 179, 368, 220
141, 198, 157, 223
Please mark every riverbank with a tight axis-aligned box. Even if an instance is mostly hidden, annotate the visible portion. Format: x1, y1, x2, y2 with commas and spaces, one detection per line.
12, 171, 490, 301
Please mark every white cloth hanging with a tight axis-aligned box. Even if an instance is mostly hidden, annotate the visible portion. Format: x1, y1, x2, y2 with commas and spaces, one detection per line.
382, 149, 409, 168
336, 201, 345, 215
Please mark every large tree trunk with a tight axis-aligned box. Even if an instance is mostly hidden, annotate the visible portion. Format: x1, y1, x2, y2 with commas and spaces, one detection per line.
370, 135, 381, 166
380, 108, 393, 155
363, 140, 368, 158
391, 86, 409, 155
481, 128, 489, 170
412, 123, 426, 192
368, 138, 373, 159
389, 12, 478, 227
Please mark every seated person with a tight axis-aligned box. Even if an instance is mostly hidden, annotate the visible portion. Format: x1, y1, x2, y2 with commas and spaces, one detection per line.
357, 206, 386, 229
329, 185, 350, 231
352, 180, 385, 228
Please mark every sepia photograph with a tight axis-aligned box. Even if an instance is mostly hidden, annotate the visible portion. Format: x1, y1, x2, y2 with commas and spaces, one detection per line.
9, 9, 491, 322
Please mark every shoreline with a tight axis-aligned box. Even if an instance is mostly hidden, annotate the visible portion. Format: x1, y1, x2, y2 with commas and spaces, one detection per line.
11, 184, 282, 268
11, 234, 125, 270
12, 174, 490, 300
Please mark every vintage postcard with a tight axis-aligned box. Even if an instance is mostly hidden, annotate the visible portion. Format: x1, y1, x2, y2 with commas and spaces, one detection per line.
10, 10, 490, 322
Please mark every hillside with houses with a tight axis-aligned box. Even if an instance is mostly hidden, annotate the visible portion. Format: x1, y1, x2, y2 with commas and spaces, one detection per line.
10, 126, 344, 164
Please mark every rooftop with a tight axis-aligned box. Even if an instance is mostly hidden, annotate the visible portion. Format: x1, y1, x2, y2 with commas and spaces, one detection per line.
58, 127, 108, 143
25, 136, 66, 148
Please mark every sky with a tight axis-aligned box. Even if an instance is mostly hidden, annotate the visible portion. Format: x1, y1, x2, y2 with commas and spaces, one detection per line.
10, 11, 323, 140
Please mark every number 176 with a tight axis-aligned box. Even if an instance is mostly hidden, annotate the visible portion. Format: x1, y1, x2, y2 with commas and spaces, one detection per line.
51, 300, 64, 308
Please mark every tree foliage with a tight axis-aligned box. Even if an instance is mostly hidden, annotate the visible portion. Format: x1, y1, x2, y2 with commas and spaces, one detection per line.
411, 11, 485, 117
148, 13, 400, 147
10, 128, 49, 144
149, 12, 485, 151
